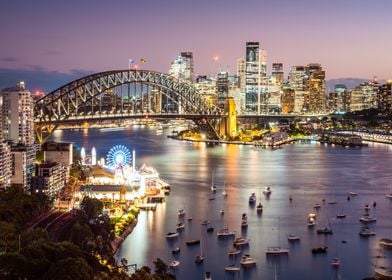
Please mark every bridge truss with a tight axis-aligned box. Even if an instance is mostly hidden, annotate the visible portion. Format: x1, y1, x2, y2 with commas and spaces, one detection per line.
34, 70, 222, 142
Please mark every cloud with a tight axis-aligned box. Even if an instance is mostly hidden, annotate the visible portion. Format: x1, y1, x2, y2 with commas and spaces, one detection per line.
1, 56, 19, 62
0, 68, 92, 92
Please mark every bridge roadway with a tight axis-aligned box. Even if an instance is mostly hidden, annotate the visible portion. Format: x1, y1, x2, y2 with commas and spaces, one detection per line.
34, 112, 327, 125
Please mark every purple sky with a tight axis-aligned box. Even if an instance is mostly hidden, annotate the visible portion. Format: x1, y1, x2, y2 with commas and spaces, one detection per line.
1, 0, 392, 82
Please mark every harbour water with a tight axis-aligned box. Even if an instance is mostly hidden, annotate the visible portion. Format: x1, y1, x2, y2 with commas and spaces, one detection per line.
51, 126, 392, 280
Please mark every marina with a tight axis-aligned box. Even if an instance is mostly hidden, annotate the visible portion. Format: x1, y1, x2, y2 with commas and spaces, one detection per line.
52, 127, 392, 280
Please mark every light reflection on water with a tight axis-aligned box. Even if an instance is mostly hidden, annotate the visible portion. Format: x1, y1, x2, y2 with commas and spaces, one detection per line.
51, 127, 392, 280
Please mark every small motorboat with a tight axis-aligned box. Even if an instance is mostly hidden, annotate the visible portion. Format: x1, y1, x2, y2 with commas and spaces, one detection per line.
205, 272, 212, 279
201, 220, 211, 225
166, 232, 179, 239
217, 228, 236, 237
249, 193, 256, 204
359, 228, 376, 237
263, 187, 272, 195
359, 215, 377, 223
178, 209, 186, 216
240, 254, 256, 267
207, 227, 214, 233
241, 220, 248, 229
233, 237, 250, 246
186, 239, 200, 245
176, 222, 185, 230
330, 257, 340, 267
288, 234, 300, 241
242, 213, 248, 220
220, 209, 225, 215
172, 247, 180, 254
225, 265, 240, 272
256, 203, 263, 212
266, 246, 289, 255
313, 203, 321, 209
336, 213, 346, 219
195, 255, 204, 264
348, 191, 358, 196
187, 217, 193, 221
170, 260, 180, 268
312, 246, 328, 254
228, 247, 241, 256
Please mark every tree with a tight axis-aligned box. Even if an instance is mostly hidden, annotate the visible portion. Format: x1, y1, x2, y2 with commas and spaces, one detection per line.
43, 257, 93, 280
80, 197, 103, 220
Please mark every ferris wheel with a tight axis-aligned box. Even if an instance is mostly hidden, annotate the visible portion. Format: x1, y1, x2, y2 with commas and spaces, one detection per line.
106, 145, 132, 168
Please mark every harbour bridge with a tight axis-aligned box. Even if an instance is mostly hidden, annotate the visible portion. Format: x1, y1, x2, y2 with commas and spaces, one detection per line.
34, 69, 327, 143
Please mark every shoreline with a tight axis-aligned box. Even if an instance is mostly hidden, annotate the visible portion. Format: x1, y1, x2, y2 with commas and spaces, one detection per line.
111, 218, 138, 254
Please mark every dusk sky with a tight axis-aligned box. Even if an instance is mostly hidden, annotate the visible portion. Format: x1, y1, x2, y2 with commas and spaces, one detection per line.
1, 0, 392, 90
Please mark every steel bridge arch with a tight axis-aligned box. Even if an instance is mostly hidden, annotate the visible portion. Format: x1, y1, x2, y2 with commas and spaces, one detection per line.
34, 70, 221, 142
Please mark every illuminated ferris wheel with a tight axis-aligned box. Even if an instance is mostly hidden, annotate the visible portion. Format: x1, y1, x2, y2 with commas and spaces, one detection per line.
106, 145, 132, 168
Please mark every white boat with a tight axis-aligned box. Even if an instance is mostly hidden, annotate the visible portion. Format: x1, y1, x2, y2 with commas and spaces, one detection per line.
360, 215, 377, 223
308, 217, 316, 227
176, 222, 185, 230
170, 260, 180, 268
205, 272, 212, 280
210, 171, 217, 192
195, 237, 204, 264
330, 257, 340, 267
234, 237, 250, 246
241, 220, 248, 228
266, 217, 289, 255
374, 266, 392, 279
228, 247, 241, 256
225, 265, 240, 272
201, 220, 211, 225
217, 228, 236, 237
288, 234, 300, 241
313, 203, 321, 209
266, 246, 289, 255
379, 238, 392, 249
222, 182, 228, 196
348, 191, 358, 196
178, 209, 186, 216
256, 203, 263, 212
166, 232, 179, 239
240, 254, 256, 267
220, 209, 225, 215
263, 186, 271, 195
359, 228, 376, 237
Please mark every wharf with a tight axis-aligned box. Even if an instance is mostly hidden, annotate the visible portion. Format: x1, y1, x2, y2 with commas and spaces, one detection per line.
137, 203, 157, 211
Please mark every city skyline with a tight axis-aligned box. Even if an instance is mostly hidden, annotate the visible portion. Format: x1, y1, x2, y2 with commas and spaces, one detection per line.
1, 0, 392, 90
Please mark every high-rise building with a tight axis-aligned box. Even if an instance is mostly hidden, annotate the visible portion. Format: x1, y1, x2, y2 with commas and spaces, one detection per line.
281, 88, 295, 114
236, 58, 246, 113
195, 76, 217, 106
245, 42, 268, 113
377, 81, 392, 115
0, 141, 12, 189
350, 82, 378, 112
0, 82, 35, 145
216, 71, 229, 100
289, 64, 326, 113
327, 84, 350, 113
271, 63, 284, 87
305, 63, 326, 113
31, 162, 67, 197
169, 52, 194, 83
11, 144, 36, 191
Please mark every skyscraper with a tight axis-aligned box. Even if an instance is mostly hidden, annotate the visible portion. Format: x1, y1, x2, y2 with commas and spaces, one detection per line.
0, 82, 35, 145
169, 52, 194, 83
289, 66, 308, 113
0, 141, 12, 189
245, 42, 267, 114
305, 63, 326, 113
271, 63, 284, 87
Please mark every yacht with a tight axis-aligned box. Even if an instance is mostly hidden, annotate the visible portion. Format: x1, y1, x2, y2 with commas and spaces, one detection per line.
195, 255, 204, 264
330, 257, 341, 267
308, 217, 316, 227
241, 220, 248, 229
379, 238, 392, 249
360, 214, 377, 223
205, 272, 212, 280
263, 186, 272, 195
176, 222, 185, 230
228, 247, 241, 256
359, 228, 376, 237
288, 234, 300, 241
313, 203, 321, 209
178, 209, 186, 217
240, 254, 256, 267
225, 265, 241, 272
317, 227, 333, 235
233, 237, 250, 246
249, 193, 256, 204
336, 213, 346, 219
217, 228, 236, 237
266, 246, 289, 255
186, 239, 200, 245
348, 191, 358, 196
256, 203, 263, 212
170, 260, 180, 268
220, 209, 225, 215
166, 232, 179, 239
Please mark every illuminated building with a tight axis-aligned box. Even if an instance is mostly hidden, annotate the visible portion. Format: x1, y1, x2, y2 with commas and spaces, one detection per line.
236, 58, 246, 112
31, 162, 67, 197
42, 141, 73, 182
271, 63, 284, 87
327, 84, 350, 113
0, 81, 35, 145
289, 66, 307, 113
245, 42, 268, 113
169, 52, 194, 83
377, 81, 392, 114
350, 82, 378, 112
281, 88, 295, 114
305, 63, 326, 113
0, 141, 12, 189
11, 144, 36, 191
195, 76, 217, 106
